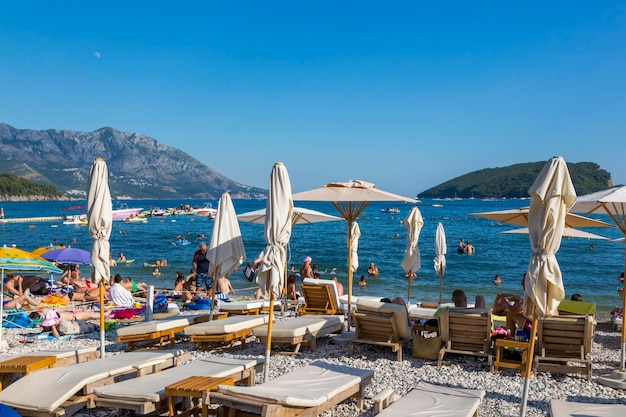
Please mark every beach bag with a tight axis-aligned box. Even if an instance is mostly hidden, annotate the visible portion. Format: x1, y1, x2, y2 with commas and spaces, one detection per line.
243, 267, 256, 283
153, 293, 168, 313
4, 311, 37, 328
412, 334, 443, 360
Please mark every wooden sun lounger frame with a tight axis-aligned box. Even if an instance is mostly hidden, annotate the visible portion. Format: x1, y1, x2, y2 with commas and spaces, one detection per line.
350, 309, 410, 361
117, 315, 218, 350
437, 308, 493, 367
190, 323, 266, 350
534, 314, 594, 381
253, 323, 343, 354
298, 282, 341, 315
210, 372, 372, 417
94, 361, 262, 415
12, 353, 189, 417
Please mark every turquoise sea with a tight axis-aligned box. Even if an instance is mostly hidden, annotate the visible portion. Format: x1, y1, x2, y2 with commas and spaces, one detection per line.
1, 199, 624, 317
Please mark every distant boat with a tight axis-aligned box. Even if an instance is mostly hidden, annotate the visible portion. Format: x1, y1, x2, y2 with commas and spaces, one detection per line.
112, 204, 143, 221
381, 207, 400, 214
195, 203, 217, 218
432, 204, 444, 208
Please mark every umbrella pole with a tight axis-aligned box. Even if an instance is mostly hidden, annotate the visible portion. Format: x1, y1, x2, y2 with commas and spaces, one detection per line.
347, 219, 353, 330
439, 273, 442, 305
520, 317, 538, 417
263, 292, 276, 383
209, 267, 220, 321
99, 279, 105, 358
407, 275, 412, 304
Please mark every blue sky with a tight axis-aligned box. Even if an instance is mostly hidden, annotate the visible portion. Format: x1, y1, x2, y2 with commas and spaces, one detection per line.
1, 2, 625, 196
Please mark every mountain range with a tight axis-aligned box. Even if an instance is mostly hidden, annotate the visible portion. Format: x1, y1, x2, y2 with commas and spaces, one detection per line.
0, 123, 266, 200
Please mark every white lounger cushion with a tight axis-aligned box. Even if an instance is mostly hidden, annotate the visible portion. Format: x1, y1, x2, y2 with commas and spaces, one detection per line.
94, 357, 262, 402
217, 360, 373, 407
116, 316, 199, 337
1, 346, 98, 361
379, 382, 485, 417
184, 315, 269, 336
218, 300, 266, 311
303, 278, 341, 307
356, 299, 411, 341
0, 350, 182, 412
549, 399, 626, 417
252, 315, 344, 339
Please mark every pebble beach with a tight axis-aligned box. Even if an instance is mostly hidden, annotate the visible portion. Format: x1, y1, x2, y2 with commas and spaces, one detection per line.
1, 311, 624, 417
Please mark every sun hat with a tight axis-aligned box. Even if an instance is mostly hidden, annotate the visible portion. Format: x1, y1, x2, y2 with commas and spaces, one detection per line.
41, 310, 61, 327
303, 256, 312, 263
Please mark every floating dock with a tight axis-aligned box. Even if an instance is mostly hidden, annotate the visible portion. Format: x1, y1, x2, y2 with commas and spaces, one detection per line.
0, 216, 64, 223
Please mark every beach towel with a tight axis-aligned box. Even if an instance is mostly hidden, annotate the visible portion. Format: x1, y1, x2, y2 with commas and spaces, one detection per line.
4, 311, 37, 328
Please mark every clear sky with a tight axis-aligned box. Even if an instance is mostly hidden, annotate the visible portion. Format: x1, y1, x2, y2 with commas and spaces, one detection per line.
1, 2, 625, 196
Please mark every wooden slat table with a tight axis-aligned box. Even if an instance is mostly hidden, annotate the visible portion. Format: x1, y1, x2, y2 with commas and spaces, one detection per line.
492, 339, 532, 373
165, 376, 234, 417
0, 355, 57, 391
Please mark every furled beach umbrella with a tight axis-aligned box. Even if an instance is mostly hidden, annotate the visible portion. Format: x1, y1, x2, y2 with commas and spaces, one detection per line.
402, 206, 424, 303
0, 247, 62, 348
350, 222, 361, 273
256, 162, 293, 382
433, 222, 447, 304
293, 180, 417, 328
41, 247, 92, 264
572, 185, 626, 376
520, 156, 576, 417
86, 157, 113, 358
207, 192, 246, 320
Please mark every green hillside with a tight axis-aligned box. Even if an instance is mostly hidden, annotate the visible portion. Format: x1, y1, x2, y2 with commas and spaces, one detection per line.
0, 173, 62, 198
419, 161, 613, 199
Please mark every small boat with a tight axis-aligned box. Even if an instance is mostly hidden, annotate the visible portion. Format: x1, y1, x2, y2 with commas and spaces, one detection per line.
117, 259, 135, 264
112, 204, 143, 221
194, 203, 217, 217
381, 207, 400, 214
63, 214, 87, 225
124, 217, 147, 223
432, 204, 444, 208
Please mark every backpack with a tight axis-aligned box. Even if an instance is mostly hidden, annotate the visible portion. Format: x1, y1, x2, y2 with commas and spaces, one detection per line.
153, 293, 169, 313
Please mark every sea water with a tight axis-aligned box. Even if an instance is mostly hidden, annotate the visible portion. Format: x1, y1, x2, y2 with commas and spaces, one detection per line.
1, 199, 623, 316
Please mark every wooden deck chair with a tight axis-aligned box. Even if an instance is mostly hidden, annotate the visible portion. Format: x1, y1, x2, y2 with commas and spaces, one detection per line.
534, 314, 595, 381
184, 314, 270, 350
298, 278, 341, 315
93, 356, 263, 415
349, 299, 412, 361
210, 360, 374, 417
548, 399, 626, 417
116, 313, 212, 350
372, 381, 486, 416
437, 308, 493, 367
0, 350, 187, 417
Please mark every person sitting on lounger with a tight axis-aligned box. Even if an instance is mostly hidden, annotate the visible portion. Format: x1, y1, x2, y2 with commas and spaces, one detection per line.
108, 274, 136, 307
287, 275, 301, 300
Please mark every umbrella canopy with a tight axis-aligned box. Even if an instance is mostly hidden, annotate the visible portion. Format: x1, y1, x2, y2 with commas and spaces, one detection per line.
434, 222, 447, 304
237, 207, 343, 225
86, 158, 113, 358
207, 192, 246, 319
401, 206, 424, 303
350, 222, 361, 273
257, 162, 293, 382
502, 227, 608, 240
0, 247, 62, 347
41, 247, 91, 264
293, 180, 417, 328
571, 185, 626, 373
470, 208, 610, 228
520, 156, 576, 417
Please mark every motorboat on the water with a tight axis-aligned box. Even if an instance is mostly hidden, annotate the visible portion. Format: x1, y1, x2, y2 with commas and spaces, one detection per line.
194, 203, 217, 218
112, 204, 143, 221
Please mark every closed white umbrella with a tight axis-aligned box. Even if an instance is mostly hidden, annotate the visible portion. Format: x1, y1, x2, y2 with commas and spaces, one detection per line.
350, 222, 361, 273
293, 180, 416, 328
207, 192, 246, 320
572, 185, 626, 374
86, 157, 113, 358
402, 206, 424, 303
520, 156, 576, 417
433, 222, 447, 304
257, 162, 293, 382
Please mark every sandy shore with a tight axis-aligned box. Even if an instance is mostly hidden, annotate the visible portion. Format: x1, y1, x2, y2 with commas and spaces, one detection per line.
0, 314, 625, 417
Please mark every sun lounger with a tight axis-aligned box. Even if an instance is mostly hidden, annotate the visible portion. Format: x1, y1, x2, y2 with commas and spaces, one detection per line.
548, 399, 626, 417
0, 346, 99, 367
211, 360, 374, 417
372, 381, 486, 416
299, 278, 342, 315
252, 315, 344, 353
534, 315, 594, 381
116, 313, 210, 350
218, 299, 281, 315
338, 295, 381, 313
93, 356, 263, 415
438, 308, 492, 367
350, 298, 412, 361
184, 314, 270, 349
0, 350, 187, 417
